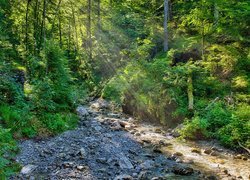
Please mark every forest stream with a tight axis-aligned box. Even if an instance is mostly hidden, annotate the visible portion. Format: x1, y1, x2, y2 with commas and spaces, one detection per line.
12, 99, 250, 180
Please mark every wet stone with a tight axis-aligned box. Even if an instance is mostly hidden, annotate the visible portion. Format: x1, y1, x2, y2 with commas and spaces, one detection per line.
172, 166, 194, 176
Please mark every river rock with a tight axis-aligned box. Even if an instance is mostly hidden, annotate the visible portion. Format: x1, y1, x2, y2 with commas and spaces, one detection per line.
204, 149, 212, 155
138, 171, 151, 180
154, 128, 162, 133
191, 148, 201, 154
20, 165, 37, 175
96, 158, 107, 164
90, 98, 109, 110
118, 155, 134, 169
172, 166, 194, 175
173, 152, 183, 157
78, 147, 86, 158
114, 174, 133, 180
77, 165, 86, 171
140, 160, 154, 170
76, 106, 89, 117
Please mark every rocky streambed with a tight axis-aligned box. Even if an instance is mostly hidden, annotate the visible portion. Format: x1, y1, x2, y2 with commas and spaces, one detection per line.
11, 99, 249, 180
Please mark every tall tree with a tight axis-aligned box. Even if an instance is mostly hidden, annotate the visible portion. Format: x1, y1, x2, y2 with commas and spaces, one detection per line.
87, 0, 92, 60
163, 0, 168, 52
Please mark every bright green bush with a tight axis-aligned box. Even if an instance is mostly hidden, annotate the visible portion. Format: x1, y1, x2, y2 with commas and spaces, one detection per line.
41, 113, 78, 134
180, 116, 209, 140
218, 104, 250, 148
0, 126, 20, 178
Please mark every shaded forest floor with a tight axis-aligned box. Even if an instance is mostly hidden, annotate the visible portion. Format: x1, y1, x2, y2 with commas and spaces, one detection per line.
12, 99, 249, 180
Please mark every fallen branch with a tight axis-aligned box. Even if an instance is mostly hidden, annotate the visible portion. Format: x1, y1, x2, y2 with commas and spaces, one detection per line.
205, 97, 220, 110
238, 141, 250, 154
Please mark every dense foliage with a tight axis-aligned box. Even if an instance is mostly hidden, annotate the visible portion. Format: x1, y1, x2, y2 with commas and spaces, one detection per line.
0, 0, 249, 177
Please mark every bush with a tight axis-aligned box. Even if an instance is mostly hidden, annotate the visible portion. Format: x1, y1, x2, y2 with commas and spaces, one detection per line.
0, 104, 36, 138
0, 126, 20, 178
180, 116, 209, 140
218, 104, 250, 148
180, 102, 250, 149
41, 113, 78, 134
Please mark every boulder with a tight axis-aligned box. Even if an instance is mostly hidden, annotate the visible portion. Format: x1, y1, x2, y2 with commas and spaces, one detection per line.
139, 160, 154, 170
172, 166, 194, 175
204, 149, 212, 155
114, 174, 133, 180
76, 106, 89, 117
20, 165, 37, 175
118, 154, 134, 169
191, 148, 201, 154
90, 98, 109, 110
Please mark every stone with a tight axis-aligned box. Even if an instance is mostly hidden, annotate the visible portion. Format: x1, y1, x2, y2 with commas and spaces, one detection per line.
90, 98, 109, 110
94, 126, 102, 131
78, 148, 86, 158
142, 139, 151, 144
108, 113, 121, 118
204, 149, 212, 155
119, 121, 129, 127
63, 162, 74, 168
210, 151, 219, 156
206, 175, 217, 180
111, 121, 122, 131
154, 128, 162, 133
242, 156, 248, 161
234, 154, 243, 159
114, 174, 133, 180
139, 160, 154, 170
173, 152, 183, 157
76, 106, 89, 117
153, 146, 162, 153
124, 124, 134, 131
20, 165, 37, 175
118, 155, 134, 169
135, 132, 141, 136
191, 148, 201, 154
138, 171, 151, 180
172, 166, 194, 175
77, 165, 86, 171
151, 177, 164, 180
159, 140, 172, 146
96, 158, 107, 164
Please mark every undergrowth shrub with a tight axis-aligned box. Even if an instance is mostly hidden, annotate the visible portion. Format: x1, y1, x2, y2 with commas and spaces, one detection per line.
41, 113, 78, 134
218, 104, 250, 148
0, 126, 20, 178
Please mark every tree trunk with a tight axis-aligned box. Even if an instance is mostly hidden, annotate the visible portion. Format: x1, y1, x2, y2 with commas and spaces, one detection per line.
187, 73, 194, 111
58, 11, 62, 48
214, 2, 219, 27
40, 0, 47, 51
87, 0, 92, 60
97, 0, 101, 30
163, 0, 168, 52
25, 0, 31, 52
33, 0, 40, 55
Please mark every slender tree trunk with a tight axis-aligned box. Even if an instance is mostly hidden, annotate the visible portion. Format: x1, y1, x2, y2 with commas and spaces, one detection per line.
201, 0, 205, 59
25, 0, 31, 52
214, 2, 219, 27
71, 4, 79, 52
97, 0, 101, 30
40, 0, 47, 51
58, 12, 62, 48
33, 0, 40, 55
187, 72, 194, 111
50, 0, 62, 38
87, 0, 92, 60
68, 20, 71, 58
163, 0, 168, 52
